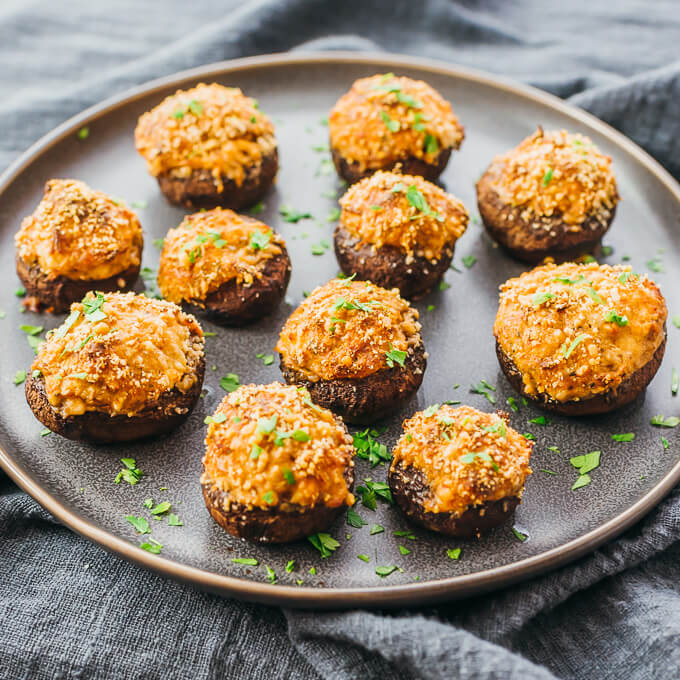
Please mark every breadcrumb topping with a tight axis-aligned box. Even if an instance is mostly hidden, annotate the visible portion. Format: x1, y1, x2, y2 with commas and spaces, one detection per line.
201, 383, 355, 510
276, 278, 421, 381
32, 292, 204, 417
134, 83, 276, 188
15, 179, 143, 280
494, 262, 667, 402
482, 128, 618, 227
157, 208, 284, 305
339, 170, 468, 259
329, 74, 464, 173
391, 404, 532, 516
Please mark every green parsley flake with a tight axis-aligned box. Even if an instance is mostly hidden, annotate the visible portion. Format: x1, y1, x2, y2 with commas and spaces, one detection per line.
13, 370, 26, 385
283, 468, 296, 485
529, 416, 549, 426
308, 532, 340, 558
20, 324, 43, 336
572, 474, 591, 490
394, 530, 416, 539
661, 436, 669, 450
385, 344, 407, 368
399, 545, 412, 556
249, 229, 272, 251
347, 507, 367, 528
168, 514, 183, 526
125, 515, 151, 534
650, 415, 679, 428
380, 110, 400, 132
115, 458, 142, 486
405, 184, 443, 221
646, 257, 663, 273
77, 127, 89, 140
39, 428, 51, 437
605, 310, 629, 326
507, 397, 519, 413
327, 208, 341, 222
470, 381, 496, 404
424, 133, 439, 154
264, 565, 276, 583
375, 565, 398, 578
140, 538, 163, 554
204, 413, 227, 425
611, 433, 635, 442
462, 255, 476, 269
262, 491, 275, 505
369, 524, 384, 535
285, 560, 295, 573
542, 167, 554, 185
512, 527, 528, 542
447, 548, 461, 560
532, 291, 554, 307
280, 205, 312, 223
15, 287, 26, 297
150, 501, 171, 516
249, 202, 265, 214
232, 557, 259, 566
220, 373, 240, 392
353, 427, 391, 467
562, 333, 588, 359
357, 554, 370, 563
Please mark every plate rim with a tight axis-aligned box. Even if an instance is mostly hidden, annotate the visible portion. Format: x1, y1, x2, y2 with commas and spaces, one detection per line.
1, 50, 679, 609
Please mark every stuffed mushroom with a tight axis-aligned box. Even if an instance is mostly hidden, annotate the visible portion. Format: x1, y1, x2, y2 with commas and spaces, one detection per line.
389, 404, 533, 537
25, 292, 205, 442
135, 83, 277, 209
201, 382, 355, 544
157, 208, 290, 325
15, 179, 143, 313
494, 262, 667, 415
276, 278, 426, 423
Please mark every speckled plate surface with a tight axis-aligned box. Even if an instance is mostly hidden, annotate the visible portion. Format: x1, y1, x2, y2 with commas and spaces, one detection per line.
1, 53, 679, 609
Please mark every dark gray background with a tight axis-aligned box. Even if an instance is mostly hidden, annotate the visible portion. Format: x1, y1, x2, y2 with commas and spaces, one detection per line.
1, 1, 680, 678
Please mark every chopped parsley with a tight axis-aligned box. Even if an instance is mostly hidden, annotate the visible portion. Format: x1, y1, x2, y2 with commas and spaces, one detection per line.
264, 565, 277, 583
250, 444, 262, 460
255, 353, 275, 366
115, 458, 142, 486
249, 202, 265, 214
470, 380, 496, 404
347, 507, 368, 528
232, 557, 259, 566
512, 527, 528, 542
394, 530, 416, 539
611, 433, 635, 442
507, 397, 519, 413
439, 280, 451, 291
308, 532, 340, 558
283, 468, 296, 485
523, 433, 536, 441
459, 451, 499, 471
130, 199, 147, 209
13, 370, 26, 385
650, 415, 679, 428
423, 404, 440, 417
357, 554, 370, 563
672, 314, 680, 329
605, 310, 629, 326
39, 428, 51, 437
153, 237, 165, 249
15, 287, 26, 297
375, 565, 398, 578
447, 548, 461, 560
353, 427, 391, 467
532, 291, 554, 307
406, 184, 443, 221
327, 208, 341, 222
126, 515, 150, 534
570, 450, 601, 490
462, 255, 476, 269
150, 501, 171, 516
140, 538, 163, 554
661, 436, 669, 450
554, 274, 586, 285
356, 479, 393, 509
529, 416, 550, 426
204, 412, 227, 425
562, 333, 587, 359
399, 545, 412, 556
262, 491, 275, 504
82, 292, 106, 322
20, 324, 43, 336
249, 229, 272, 250
220, 373, 240, 392
646, 257, 663, 273
285, 560, 295, 573
540, 469, 556, 475
424, 134, 439, 154
280, 205, 312, 223
77, 126, 89, 140
385, 344, 407, 368
310, 243, 327, 256
542, 167, 553, 185
370, 524, 384, 535
172, 99, 203, 119
380, 110, 400, 132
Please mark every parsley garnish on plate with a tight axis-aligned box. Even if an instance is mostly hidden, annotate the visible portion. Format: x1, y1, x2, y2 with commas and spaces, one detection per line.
370, 524, 384, 535
82, 292, 106, 322
357, 554, 370, 563
13, 370, 26, 385
356, 479, 393, 510
347, 507, 367, 528
280, 205, 312, 223
612, 433, 635, 442
542, 167, 553, 185
125, 515, 150, 534
672, 368, 678, 395
353, 427, 391, 467
646, 257, 663, 273
605, 310, 629, 326
232, 557, 259, 566
380, 110, 400, 132
375, 565, 398, 578
532, 291, 554, 307
204, 413, 227, 425
285, 560, 295, 573
512, 527, 528, 542
140, 538, 163, 554
115, 458, 143, 486
220, 373, 240, 392
424, 134, 439, 154
561, 333, 587, 359
650, 415, 679, 428
470, 380, 496, 404
249, 230, 272, 251
77, 127, 89, 140
570, 450, 601, 490
308, 532, 340, 558
447, 548, 461, 560
462, 255, 476, 269
405, 184, 443, 221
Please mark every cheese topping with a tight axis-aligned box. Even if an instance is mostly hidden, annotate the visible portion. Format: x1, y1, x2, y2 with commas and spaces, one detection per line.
276, 279, 421, 381
391, 405, 532, 516
339, 170, 468, 259
134, 83, 277, 188
32, 292, 204, 417
494, 262, 667, 402
15, 179, 143, 281
329, 74, 464, 173
483, 128, 618, 226
157, 208, 284, 304
201, 383, 355, 510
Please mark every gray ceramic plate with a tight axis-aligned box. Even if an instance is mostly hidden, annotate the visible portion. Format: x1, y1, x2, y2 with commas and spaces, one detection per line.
1, 53, 679, 609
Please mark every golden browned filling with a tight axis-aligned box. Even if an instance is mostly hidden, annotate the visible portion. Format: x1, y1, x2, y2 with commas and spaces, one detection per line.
339, 170, 468, 259
391, 404, 532, 516
157, 208, 284, 305
276, 278, 421, 382
329, 74, 464, 173
201, 383, 355, 510
32, 292, 204, 417
134, 83, 276, 189
483, 128, 618, 227
494, 262, 667, 402
15, 179, 143, 281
